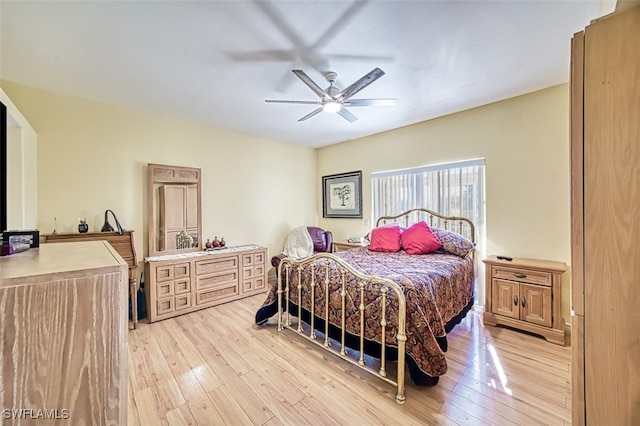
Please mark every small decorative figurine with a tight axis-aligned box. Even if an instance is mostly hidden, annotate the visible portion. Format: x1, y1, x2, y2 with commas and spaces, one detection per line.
78, 218, 89, 233
175, 230, 191, 250
219, 237, 226, 248
213, 236, 220, 248
205, 239, 212, 249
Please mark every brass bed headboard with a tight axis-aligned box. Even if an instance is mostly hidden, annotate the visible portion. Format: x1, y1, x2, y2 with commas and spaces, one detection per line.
376, 208, 475, 245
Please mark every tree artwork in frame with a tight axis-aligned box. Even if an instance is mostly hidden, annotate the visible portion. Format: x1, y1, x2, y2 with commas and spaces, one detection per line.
322, 171, 363, 218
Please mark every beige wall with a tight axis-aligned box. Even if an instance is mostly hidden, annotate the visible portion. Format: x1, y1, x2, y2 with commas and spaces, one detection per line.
317, 84, 571, 321
1, 81, 318, 265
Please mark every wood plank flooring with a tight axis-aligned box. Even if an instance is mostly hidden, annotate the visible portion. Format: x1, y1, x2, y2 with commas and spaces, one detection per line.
128, 293, 572, 425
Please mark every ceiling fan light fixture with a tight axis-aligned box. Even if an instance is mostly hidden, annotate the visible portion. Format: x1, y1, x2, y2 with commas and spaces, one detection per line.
323, 100, 341, 113
265, 68, 393, 122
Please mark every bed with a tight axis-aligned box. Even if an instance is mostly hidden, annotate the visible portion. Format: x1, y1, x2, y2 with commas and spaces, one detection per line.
255, 208, 476, 404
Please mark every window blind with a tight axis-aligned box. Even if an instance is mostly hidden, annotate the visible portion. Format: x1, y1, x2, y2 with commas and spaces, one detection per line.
371, 159, 485, 235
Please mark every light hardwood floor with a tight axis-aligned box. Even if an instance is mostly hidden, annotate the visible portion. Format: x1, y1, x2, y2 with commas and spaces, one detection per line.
128, 293, 571, 425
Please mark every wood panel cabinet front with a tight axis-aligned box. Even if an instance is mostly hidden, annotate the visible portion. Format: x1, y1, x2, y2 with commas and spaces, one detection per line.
570, 6, 640, 425
483, 256, 565, 345
145, 245, 267, 322
241, 249, 266, 293
1, 242, 128, 424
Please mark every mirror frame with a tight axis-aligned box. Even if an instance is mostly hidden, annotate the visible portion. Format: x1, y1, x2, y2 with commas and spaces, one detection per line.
147, 163, 202, 257
1, 102, 7, 232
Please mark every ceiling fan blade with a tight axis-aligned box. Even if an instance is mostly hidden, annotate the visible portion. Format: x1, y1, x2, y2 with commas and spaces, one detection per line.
336, 67, 386, 101
292, 70, 330, 100
298, 107, 324, 122
265, 99, 322, 105
346, 98, 398, 107
337, 107, 358, 123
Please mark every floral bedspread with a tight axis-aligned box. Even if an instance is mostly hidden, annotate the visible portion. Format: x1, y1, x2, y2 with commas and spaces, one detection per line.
257, 247, 475, 378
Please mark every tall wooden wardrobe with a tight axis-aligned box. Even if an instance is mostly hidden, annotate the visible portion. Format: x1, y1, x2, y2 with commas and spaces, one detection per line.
570, 4, 640, 425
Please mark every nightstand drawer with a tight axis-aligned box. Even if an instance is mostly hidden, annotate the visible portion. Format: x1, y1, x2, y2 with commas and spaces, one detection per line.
492, 265, 552, 286
332, 241, 366, 253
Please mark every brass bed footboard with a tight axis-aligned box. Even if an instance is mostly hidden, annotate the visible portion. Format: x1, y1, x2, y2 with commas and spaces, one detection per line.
277, 253, 407, 404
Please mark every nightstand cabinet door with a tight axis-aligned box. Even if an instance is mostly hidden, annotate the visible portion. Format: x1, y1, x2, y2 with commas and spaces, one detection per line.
521, 283, 552, 327
492, 278, 519, 319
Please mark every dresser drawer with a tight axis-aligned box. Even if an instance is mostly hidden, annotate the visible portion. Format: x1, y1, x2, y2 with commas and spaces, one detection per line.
156, 294, 192, 315
243, 267, 254, 279
174, 262, 190, 279
242, 250, 266, 267
155, 265, 174, 282
492, 265, 552, 286
157, 281, 175, 298
157, 297, 174, 315
196, 256, 238, 275
196, 283, 239, 305
174, 277, 191, 294
155, 262, 190, 282
175, 294, 191, 311
242, 253, 256, 267
196, 271, 238, 290
243, 277, 266, 293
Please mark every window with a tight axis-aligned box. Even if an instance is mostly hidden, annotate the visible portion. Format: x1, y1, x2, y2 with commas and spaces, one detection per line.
372, 159, 486, 305
371, 158, 485, 241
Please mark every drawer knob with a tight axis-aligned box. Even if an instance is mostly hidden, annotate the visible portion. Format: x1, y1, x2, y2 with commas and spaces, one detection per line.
521, 297, 526, 307
513, 295, 519, 306
514, 273, 527, 279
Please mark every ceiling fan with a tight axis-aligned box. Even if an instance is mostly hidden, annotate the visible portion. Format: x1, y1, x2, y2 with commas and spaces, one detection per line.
265, 67, 397, 123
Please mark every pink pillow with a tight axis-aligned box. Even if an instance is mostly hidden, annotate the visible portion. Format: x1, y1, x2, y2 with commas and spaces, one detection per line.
368, 225, 402, 252
400, 221, 442, 255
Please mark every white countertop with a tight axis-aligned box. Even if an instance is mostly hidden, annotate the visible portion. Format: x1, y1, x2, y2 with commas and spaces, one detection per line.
145, 244, 264, 262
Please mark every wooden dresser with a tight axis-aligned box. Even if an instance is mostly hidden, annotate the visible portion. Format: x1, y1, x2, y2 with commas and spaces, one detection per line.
483, 256, 566, 345
0, 241, 128, 424
145, 244, 267, 323
42, 230, 139, 329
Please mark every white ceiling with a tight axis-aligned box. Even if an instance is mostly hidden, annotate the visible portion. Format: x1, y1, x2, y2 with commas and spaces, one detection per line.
0, 0, 615, 148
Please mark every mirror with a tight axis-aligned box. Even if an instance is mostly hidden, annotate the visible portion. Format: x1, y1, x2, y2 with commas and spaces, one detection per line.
1, 92, 38, 232
147, 163, 202, 257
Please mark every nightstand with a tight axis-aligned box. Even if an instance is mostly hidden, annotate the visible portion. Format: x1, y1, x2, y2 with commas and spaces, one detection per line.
332, 241, 367, 253
483, 255, 566, 345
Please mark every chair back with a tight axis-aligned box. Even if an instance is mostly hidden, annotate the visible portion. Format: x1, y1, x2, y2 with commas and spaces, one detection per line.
307, 226, 333, 253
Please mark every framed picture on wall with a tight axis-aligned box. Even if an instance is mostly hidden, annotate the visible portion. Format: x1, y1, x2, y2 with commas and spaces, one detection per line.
322, 171, 363, 218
